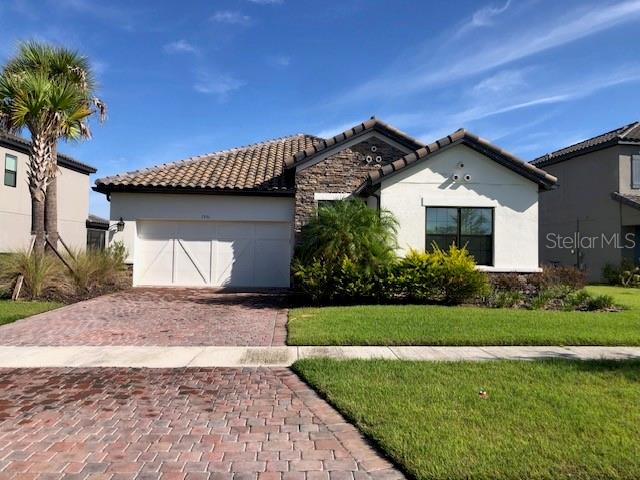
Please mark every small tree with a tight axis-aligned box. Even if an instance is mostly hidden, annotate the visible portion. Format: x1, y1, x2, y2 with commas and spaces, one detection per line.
296, 199, 398, 270
0, 41, 106, 252
293, 199, 399, 304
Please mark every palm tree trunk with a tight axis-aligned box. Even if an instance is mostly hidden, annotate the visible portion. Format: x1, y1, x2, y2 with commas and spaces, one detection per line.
45, 143, 59, 248
31, 196, 46, 253
29, 132, 50, 256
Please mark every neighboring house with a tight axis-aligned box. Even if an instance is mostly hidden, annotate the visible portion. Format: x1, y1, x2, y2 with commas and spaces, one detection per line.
95, 118, 556, 288
532, 121, 640, 282
0, 130, 99, 252
86, 214, 110, 250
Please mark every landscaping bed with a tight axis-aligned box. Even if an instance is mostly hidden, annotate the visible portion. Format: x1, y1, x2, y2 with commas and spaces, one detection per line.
288, 286, 640, 346
0, 299, 63, 326
293, 358, 640, 480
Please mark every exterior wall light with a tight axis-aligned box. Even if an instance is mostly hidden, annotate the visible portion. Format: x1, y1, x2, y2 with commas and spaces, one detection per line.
110, 217, 125, 232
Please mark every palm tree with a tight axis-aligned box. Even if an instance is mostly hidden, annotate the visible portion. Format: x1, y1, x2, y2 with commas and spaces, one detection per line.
0, 42, 106, 252
296, 199, 398, 271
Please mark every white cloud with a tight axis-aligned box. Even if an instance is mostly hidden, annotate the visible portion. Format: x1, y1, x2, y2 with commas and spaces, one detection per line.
470, 0, 511, 27
211, 10, 253, 26
472, 69, 529, 95
267, 54, 291, 67
396, 66, 640, 143
164, 40, 199, 55
194, 71, 246, 99
337, 0, 640, 104
315, 120, 363, 139
454, 0, 511, 37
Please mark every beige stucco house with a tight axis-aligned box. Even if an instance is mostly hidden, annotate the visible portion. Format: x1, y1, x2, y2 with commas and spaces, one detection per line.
0, 130, 99, 252
533, 121, 640, 282
95, 118, 556, 288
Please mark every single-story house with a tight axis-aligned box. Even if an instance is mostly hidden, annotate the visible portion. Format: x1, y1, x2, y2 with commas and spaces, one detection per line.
533, 121, 640, 281
0, 130, 105, 252
94, 118, 557, 288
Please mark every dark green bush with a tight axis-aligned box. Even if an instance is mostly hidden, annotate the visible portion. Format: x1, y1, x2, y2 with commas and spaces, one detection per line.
291, 256, 391, 305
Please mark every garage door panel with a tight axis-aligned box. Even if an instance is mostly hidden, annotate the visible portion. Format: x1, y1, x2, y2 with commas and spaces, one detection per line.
254, 239, 290, 287
215, 238, 254, 286
174, 238, 211, 286
254, 222, 290, 240
136, 238, 174, 286
135, 220, 291, 287
216, 222, 254, 239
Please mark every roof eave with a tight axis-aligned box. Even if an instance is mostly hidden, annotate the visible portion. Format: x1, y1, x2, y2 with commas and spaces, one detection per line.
362, 134, 557, 191
611, 192, 640, 210
531, 137, 640, 168
93, 184, 296, 197
0, 134, 97, 175
284, 118, 424, 170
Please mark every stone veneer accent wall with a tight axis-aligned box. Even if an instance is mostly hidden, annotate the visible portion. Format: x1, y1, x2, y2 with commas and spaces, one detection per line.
293, 136, 406, 232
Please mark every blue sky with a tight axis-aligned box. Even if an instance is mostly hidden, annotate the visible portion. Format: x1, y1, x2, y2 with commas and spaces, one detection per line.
2, 0, 640, 218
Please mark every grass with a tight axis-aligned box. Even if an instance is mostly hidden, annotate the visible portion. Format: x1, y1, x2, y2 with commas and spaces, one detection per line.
0, 299, 63, 326
288, 285, 640, 346
293, 358, 640, 480
586, 284, 640, 309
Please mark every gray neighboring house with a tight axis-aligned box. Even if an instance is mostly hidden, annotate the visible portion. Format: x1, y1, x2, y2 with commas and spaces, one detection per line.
532, 121, 640, 281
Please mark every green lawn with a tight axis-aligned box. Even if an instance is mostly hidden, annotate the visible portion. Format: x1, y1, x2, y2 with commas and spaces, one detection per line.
288, 286, 640, 346
293, 359, 640, 480
0, 299, 63, 326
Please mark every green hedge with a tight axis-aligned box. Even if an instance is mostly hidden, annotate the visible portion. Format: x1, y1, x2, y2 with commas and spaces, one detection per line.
292, 245, 489, 306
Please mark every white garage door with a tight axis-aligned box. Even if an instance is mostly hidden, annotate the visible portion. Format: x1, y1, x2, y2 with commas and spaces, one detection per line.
135, 220, 291, 287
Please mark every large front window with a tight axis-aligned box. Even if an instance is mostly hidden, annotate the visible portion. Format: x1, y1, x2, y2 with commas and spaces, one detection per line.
425, 207, 494, 266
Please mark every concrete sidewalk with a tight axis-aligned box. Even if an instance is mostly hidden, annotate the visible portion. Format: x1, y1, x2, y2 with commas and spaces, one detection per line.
0, 345, 638, 368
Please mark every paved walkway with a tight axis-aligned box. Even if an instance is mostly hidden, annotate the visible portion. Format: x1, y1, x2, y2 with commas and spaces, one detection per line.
0, 367, 403, 480
0, 289, 288, 346
0, 345, 638, 367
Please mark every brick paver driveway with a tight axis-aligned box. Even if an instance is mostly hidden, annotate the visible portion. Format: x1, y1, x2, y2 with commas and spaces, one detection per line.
0, 367, 402, 480
0, 288, 288, 346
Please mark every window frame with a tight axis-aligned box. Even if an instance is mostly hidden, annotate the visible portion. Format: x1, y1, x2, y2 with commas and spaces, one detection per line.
4, 153, 17, 188
86, 228, 106, 251
425, 206, 495, 266
632, 155, 640, 189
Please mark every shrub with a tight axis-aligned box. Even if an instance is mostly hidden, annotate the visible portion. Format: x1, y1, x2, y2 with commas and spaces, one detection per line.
486, 290, 524, 308
0, 250, 69, 300
602, 261, 640, 287
396, 246, 489, 305
291, 256, 390, 305
66, 242, 129, 297
603, 263, 623, 285
528, 286, 616, 311
292, 199, 398, 305
586, 294, 616, 311
532, 264, 587, 291
296, 199, 398, 269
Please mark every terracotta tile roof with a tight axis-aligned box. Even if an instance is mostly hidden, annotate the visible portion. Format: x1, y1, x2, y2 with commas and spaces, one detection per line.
531, 121, 640, 167
0, 129, 97, 174
611, 192, 640, 210
357, 128, 557, 193
95, 134, 321, 194
284, 117, 424, 168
